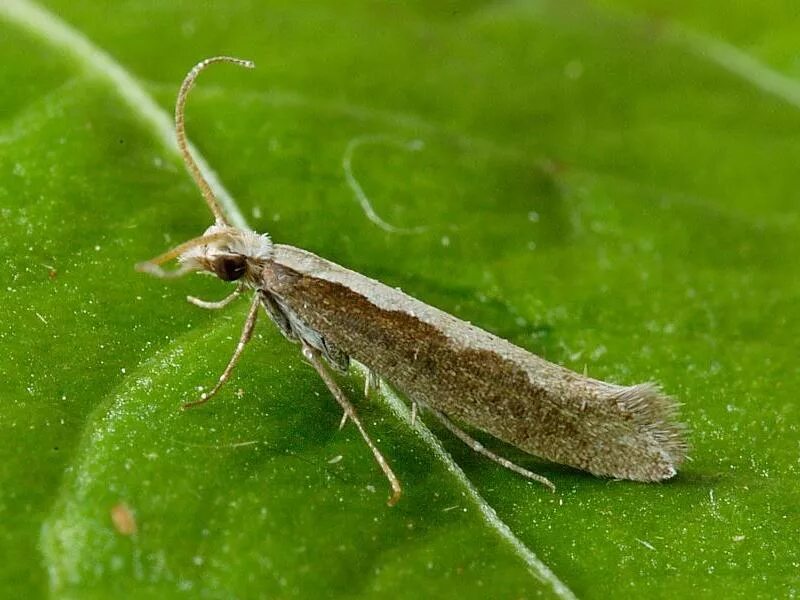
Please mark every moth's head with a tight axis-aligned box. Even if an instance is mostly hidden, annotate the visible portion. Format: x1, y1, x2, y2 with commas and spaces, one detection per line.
136, 223, 272, 284
180, 223, 273, 283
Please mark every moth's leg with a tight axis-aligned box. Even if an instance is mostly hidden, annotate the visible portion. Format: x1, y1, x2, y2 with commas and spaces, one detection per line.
187, 283, 245, 309
302, 345, 402, 506
426, 405, 555, 492
356, 368, 382, 429
138, 262, 196, 279
336, 368, 379, 431
369, 369, 380, 391
183, 293, 260, 410
410, 401, 418, 427
363, 368, 380, 398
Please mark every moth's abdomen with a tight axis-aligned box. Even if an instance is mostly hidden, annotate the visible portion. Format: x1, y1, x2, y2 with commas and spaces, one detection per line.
264, 246, 688, 482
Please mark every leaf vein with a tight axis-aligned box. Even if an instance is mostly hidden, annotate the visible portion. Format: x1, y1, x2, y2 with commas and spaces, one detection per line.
0, 0, 247, 229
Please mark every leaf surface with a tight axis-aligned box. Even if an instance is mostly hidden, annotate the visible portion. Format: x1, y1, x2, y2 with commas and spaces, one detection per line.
1, 1, 798, 598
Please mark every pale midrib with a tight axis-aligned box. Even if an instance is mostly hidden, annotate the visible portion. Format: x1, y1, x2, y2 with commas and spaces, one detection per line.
0, 0, 247, 231
0, 1, 576, 598
353, 365, 576, 599
580, 0, 800, 111
666, 23, 800, 110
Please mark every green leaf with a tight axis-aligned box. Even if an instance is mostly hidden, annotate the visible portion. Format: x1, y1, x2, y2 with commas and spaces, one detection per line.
1, 1, 798, 598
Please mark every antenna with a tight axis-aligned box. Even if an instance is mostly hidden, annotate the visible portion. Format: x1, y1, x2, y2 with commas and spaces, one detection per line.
175, 56, 255, 225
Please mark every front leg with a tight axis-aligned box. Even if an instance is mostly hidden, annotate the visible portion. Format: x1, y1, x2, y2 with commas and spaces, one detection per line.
183, 292, 260, 409
187, 283, 245, 309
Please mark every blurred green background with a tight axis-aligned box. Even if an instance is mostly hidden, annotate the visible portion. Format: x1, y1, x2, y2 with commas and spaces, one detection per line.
1, 1, 798, 598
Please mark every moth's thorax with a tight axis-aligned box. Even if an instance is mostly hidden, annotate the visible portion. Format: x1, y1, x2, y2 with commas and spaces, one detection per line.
179, 223, 273, 284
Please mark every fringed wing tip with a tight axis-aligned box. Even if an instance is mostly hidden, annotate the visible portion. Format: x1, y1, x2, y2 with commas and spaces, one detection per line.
612, 382, 689, 480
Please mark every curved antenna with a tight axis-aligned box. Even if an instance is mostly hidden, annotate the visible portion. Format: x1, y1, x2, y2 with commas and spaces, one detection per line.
176, 56, 255, 225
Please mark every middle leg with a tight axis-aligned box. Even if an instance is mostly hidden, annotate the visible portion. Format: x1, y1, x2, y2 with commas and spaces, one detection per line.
303, 345, 402, 506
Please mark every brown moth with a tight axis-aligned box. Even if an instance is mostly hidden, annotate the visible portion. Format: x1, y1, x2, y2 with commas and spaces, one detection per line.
137, 56, 688, 506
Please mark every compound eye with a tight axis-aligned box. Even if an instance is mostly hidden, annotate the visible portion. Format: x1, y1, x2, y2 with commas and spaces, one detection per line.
212, 255, 247, 281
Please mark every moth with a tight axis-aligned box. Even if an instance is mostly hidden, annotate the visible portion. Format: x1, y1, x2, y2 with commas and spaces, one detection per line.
137, 56, 688, 506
